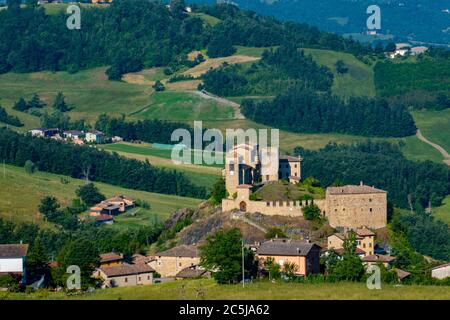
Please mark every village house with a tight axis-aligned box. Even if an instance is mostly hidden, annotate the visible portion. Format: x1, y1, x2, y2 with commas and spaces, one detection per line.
149, 245, 200, 278
63, 130, 84, 140
222, 143, 388, 230
388, 43, 411, 58
256, 238, 321, 276
361, 254, 396, 268
94, 264, 155, 288
99, 252, 124, 269
0, 244, 29, 284
85, 130, 104, 144
90, 195, 135, 217
327, 227, 376, 257
431, 263, 450, 280
410, 46, 428, 55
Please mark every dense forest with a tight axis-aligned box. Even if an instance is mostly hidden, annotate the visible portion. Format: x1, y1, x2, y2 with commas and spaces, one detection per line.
0, 0, 374, 77
241, 86, 416, 137
202, 45, 334, 96
0, 128, 207, 198
294, 141, 450, 210
374, 53, 450, 110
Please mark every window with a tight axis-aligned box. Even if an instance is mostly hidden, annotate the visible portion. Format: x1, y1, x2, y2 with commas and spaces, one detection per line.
363, 243, 366, 248
294, 164, 297, 168
125, 278, 128, 283
369, 243, 372, 248
266, 175, 269, 181
179, 263, 182, 267
294, 172, 297, 176
229, 163, 234, 171
266, 202, 270, 207
369, 208, 373, 212
147, 276, 150, 280
139, 277, 141, 281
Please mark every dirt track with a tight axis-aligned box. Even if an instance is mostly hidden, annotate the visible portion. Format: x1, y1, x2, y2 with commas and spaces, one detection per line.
416, 129, 450, 166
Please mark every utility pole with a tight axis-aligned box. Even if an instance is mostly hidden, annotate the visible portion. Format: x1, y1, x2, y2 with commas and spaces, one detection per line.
242, 238, 245, 288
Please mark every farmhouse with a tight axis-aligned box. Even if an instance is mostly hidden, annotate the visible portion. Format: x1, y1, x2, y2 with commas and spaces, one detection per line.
256, 238, 321, 276
99, 252, 124, 268
327, 227, 376, 257
28, 128, 59, 138
149, 245, 200, 277
85, 130, 104, 144
90, 195, 135, 216
222, 143, 388, 230
361, 254, 396, 267
0, 244, 29, 284
431, 263, 450, 280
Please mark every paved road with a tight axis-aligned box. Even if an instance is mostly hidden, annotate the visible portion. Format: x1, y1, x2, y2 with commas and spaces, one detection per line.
416, 129, 450, 166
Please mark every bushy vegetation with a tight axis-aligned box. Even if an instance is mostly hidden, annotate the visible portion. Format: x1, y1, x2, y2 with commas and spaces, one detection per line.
0, 128, 207, 198
294, 141, 450, 211
242, 86, 416, 137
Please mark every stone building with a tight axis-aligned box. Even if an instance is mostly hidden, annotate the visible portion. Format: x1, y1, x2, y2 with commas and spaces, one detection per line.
431, 263, 450, 280
221, 143, 388, 230
95, 264, 154, 288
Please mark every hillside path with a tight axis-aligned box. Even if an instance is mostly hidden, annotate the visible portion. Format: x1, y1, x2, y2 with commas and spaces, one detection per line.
193, 90, 245, 119
416, 129, 450, 166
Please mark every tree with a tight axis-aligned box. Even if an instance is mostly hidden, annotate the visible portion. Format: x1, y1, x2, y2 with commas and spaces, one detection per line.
283, 262, 298, 281
200, 228, 245, 284
264, 257, 281, 280
52, 92, 69, 112
152, 80, 165, 92
56, 239, 100, 289
209, 178, 228, 205
207, 33, 236, 58
26, 237, 51, 284
265, 227, 286, 239
303, 204, 321, 220
24, 160, 36, 175
330, 231, 365, 281
385, 42, 396, 53
76, 183, 105, 206
38, 196, 60, 218
169, 0, 186, 20
13, 97, 29, 112
335, 60, 348, 74
28, 93, 46, 109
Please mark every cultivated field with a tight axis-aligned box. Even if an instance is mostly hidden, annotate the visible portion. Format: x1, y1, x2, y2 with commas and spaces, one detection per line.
0, 164, 201, 228
2, 279, 449, 300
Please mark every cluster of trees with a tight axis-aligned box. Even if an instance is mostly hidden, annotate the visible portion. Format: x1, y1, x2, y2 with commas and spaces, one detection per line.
0, 1, 376, 77
374, 56, 450, 110
94, 114, 194, 144
40, 111, 88, 131
0, 128, 207, 198
13, 93, 46, 112
0, 106, 23, 127
202, 45, 333, 96
294, 141, 450, 212
242, 86, 416, 137
0, 216, 164, 289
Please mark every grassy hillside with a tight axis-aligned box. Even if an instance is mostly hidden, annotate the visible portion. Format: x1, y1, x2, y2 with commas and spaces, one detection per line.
3, 279, 449, 300
0, 67, 149, 126
133, 91, 236, 121
303, 48, 376, 98
399, 135, 444, 163
412, 109, 450, 154
434, 195, 450, 226
0, 164, 201, 228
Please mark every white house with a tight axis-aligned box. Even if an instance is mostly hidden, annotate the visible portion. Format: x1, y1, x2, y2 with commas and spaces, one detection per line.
63, 130, 84, 140
431, 263, 450, 280
0, 244, 29, 284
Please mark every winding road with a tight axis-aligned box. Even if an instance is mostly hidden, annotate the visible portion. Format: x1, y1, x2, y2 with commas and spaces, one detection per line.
416, 129, 450, 166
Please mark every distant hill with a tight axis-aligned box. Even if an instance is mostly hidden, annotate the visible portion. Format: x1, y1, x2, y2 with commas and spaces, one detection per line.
192, 0, 450, 45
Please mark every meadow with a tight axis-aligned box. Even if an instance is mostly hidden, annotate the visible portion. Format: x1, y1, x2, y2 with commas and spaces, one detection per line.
0, 164, 201, 228
434, 195, 450, 226
412, 109, 450, 154
2, 279, 449, 300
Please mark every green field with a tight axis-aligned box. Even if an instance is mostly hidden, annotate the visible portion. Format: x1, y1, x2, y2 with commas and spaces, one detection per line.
434, 195, 450, 226
412, 109, 450, 154
42, 3, 108, 15
2, 279, 449, 300
0, 67, 149, 127
399, 135, 444, 163
303, 48, 376, 98
134, 91, 236, 121
0, 164, 201, 228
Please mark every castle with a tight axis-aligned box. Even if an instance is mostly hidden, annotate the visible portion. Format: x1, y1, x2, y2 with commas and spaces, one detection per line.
222, 143, 387, 230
